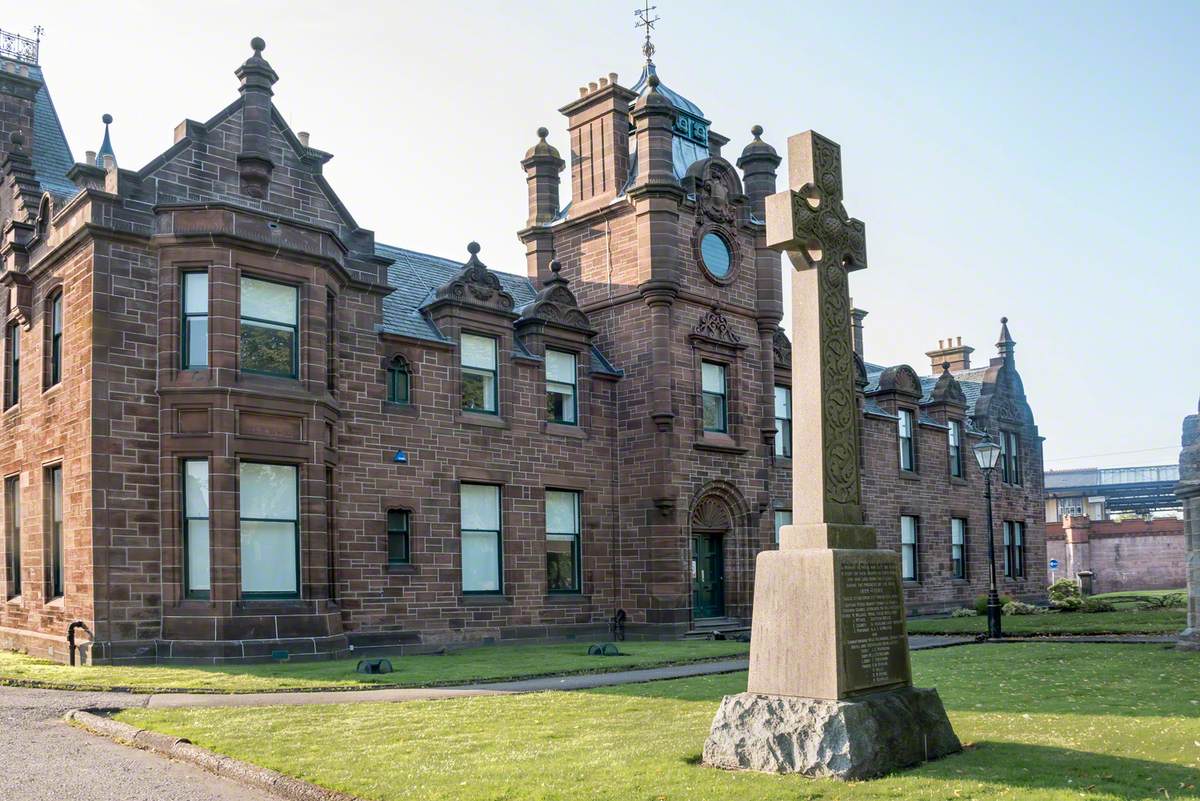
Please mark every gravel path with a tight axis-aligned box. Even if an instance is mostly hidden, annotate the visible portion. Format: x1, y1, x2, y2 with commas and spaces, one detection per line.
0, 688, 276, 801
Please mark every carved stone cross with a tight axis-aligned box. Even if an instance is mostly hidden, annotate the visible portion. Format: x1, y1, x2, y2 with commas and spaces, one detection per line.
766, 131, 871, 545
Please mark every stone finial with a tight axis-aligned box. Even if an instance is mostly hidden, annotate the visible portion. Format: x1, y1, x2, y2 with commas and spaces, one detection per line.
739, 125, 779, 163
930, 362, 967, 407
9, 130, 24, 152
523, 126, 562, 162
517, 256, 592, 333
997, 316, 1016, 361
95, 114, 116, 168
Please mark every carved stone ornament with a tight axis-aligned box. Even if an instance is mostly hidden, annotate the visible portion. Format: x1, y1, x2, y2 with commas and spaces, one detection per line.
929, 364, 967, 408
433, 242, 515, 313
692, 496, 733, 531
516, 261, 593, 333
686, 157, 746, 227
692, 306, 744, 349
773, 327, 792, 369
875, 364, 923, 399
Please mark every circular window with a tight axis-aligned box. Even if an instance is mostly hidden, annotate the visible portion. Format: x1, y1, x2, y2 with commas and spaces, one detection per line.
699, 232, 733, 279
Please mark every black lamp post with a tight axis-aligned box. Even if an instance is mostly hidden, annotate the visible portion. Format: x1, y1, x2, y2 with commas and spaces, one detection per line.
973, 435, 1003, 639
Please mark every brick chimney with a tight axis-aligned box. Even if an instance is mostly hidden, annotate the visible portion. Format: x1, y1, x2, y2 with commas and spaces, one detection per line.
925, 336, 974, 373
558, 73, 636, 214
850, 306, 868, 359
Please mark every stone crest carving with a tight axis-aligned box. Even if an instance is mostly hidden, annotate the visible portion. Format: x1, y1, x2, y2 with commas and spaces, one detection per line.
773, 327, 791, 369
433, 242, 515, 313
516, 262, 592, 333
692, 307, 742, 348
685, 157, 745, 227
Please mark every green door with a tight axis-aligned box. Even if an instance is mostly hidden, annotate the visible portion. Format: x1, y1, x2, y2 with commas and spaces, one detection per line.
692, 533, 725, 618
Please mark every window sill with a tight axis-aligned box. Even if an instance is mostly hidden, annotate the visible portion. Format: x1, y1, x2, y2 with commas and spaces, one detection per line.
460, 594, 511, 606
544, 593, 588, 604
543, 422, 586, 439
5, 594, 23, 605
457, 412, 508, 429
948, 476, 968, 486
773, 456, 792, 468
384, 401, 419, 417
898, 470, 921, 481
386, 563, 418, 575
2, 403, 19, 417
695, 433, 747, 455
45, 596, 65, 608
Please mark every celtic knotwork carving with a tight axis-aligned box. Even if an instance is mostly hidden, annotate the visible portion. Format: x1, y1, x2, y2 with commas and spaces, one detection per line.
772, 327, 791, 368
819, 252, 860, 508
693, 308, 741, 346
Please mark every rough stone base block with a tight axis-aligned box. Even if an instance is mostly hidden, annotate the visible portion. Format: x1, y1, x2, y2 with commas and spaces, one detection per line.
1177, 629, 1200, 651
703, 687, 962, 780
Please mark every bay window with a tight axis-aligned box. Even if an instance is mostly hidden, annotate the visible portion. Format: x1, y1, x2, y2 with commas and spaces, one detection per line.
239, 463, 299, 597
183, 459, 210, 597
182, 271, 209, 369
240, 276, 299, 378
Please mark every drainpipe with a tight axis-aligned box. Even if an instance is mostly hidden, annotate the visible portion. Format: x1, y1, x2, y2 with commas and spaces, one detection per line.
67, 621, 91, 666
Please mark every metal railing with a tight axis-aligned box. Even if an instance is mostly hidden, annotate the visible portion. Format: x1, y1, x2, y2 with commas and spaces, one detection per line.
0, 28, 40, 66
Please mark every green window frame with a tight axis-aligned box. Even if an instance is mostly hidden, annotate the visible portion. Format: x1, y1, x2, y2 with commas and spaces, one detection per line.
1000, 431, 1022, 485
774, 385, 792, 457
898, 409, 915, 471
239, 276, 299, 378
326, 291, 337, 394
181, 271, 209, 370
461, 483, 501, 593
948, 420, 963, 478
4, 475, 19, 599
47, 465, 63, 598
387, 509, 410, 565
3, 322, 18, 409
48, 292, 63, 387
183, 459, 210, 599
701, 361, 727, 433
387, 356, 411, 405
239, 462, 300, 599
1003, 521, 1025, 578
900, 515, 918, 581
951, 517, 967, 579
546, 490, 580, 593
461, 333, 498, 414
773, 509, 792, 545
545, 350, 577, 425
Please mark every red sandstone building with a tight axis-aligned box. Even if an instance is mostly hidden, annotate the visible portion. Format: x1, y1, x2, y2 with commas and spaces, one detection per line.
0, 35, 1045, 663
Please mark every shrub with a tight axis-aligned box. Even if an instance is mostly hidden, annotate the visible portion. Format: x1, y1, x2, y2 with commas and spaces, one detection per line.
950, 608, 978, 618
975, 593, 1016, 615
1002, 601, 1045, 616
1081, 598, 1116, 613
1139, 592, 1186, 610
1047, 578, 1083, 610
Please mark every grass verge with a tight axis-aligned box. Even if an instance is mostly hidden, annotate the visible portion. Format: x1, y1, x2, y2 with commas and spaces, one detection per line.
907, 607, 1184, 636
114, 643, 1200, 801
0, 640, 748, 694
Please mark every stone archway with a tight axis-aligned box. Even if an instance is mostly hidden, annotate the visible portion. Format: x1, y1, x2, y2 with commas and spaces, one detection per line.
688, 482, 753, 621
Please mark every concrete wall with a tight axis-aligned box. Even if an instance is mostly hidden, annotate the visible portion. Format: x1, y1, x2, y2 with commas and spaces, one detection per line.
1046, 516, 1185, 594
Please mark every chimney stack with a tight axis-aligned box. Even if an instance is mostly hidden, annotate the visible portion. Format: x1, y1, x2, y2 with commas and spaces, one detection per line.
925, 335, 974, 373
850, 306, 868, 359
558, 73, 636, 214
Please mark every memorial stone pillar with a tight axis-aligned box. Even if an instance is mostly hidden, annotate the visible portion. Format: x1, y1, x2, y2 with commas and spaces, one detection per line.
1178, 398, 1200, 650
703, 132, 961, 779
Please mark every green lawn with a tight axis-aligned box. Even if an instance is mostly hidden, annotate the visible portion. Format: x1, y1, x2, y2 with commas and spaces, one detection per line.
907, 607, 1185, 636
115, 643, 1200, 801
0, 640, 748, 694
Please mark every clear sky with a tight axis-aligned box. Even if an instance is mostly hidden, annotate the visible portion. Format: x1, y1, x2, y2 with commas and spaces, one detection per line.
9, 1, 1197, 471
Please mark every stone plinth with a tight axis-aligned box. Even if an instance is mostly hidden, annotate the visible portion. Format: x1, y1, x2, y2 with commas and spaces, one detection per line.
1178, 401, 1199, 650
704, 688, 962, 779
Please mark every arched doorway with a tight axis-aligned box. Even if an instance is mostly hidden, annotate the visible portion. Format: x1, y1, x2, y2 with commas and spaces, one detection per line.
690, 494, 734, 620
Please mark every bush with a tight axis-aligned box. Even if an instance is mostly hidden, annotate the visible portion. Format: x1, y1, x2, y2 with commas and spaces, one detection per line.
1081, 598, 1116, 613
975, 593, 1016, 615
1047, 578, 1083, 610
1139, 592, 1186, 610
950, 608, 978, 618
1002, 601, 1045, 616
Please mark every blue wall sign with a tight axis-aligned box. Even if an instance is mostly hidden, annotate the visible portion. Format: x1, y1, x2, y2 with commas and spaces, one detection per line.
393, 449, 408, 464
1049, 559, 1059, 570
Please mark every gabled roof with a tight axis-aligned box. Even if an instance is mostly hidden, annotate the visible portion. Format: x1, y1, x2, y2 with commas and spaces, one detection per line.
27, 63, 76, 198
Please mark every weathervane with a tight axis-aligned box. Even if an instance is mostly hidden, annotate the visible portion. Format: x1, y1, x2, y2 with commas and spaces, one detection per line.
634, 1, 660, 63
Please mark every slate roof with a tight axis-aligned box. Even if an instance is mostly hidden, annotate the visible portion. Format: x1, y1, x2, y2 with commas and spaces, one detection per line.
864, 361, 988, 423
375, 243, 622, 377
28, 63, 76, 198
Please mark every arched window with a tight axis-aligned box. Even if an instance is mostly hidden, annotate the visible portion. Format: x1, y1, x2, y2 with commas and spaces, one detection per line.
386, 356, 410, 404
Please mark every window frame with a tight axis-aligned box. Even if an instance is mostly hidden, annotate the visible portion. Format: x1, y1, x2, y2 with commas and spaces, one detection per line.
48, 291, 63, 388
460, 483, 502, 594
238, 461, 301, 600
180, 270, 209, 370
701, 360, 728, 434
1000, 431, 1022, 485
3, 322, 18, 409
460, 333, 499, 415
545, 489, 581, 593
386, 356, 411, 405
948, 420, 963, 478
46, 464, 63, 599
774, 385, 792, 458
773, 509, 792, 545
4, 475, 19, 599
386, 509, 411, 566
897, 408, 915, 472
238, 275, 300, 379
545, 349, 578, 426
900, 515, 919, 581
182, 459, 211, 599
1003, 520, 1025, 578
326, 291, 337, 394
950, 517, 967, 580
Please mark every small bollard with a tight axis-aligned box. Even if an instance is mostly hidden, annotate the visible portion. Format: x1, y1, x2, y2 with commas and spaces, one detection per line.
356, 658, 394, 675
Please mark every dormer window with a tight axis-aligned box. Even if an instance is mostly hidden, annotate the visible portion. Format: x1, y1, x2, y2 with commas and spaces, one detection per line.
545, 349, 577, 425
387, 356, 411, 405
461, 333, 498, 414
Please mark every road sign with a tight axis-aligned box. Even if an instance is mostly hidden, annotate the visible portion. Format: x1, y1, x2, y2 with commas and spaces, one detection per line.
1049, 559, 1059, 570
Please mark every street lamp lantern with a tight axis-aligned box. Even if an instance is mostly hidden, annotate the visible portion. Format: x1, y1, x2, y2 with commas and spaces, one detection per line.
973, 434, 1003, 639
973, 437, 1001, 472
